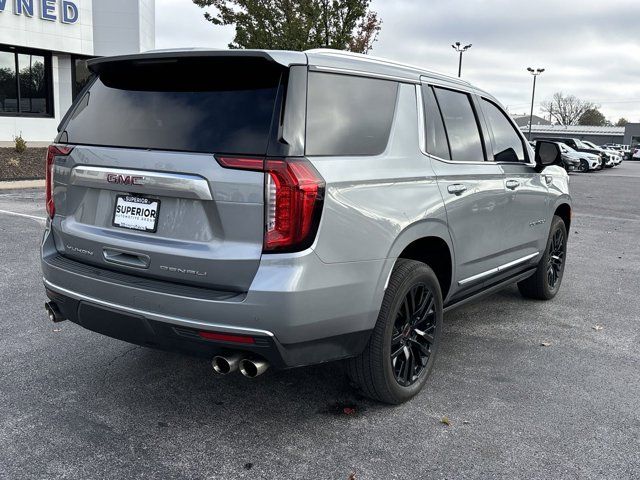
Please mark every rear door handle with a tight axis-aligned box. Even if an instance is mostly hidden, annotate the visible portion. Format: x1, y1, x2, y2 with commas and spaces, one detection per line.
103, 248, 150, 269
447, 184, 467, 195
506, 179, 520, 190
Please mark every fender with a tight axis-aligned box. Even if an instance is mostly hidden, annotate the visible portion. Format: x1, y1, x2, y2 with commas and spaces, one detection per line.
372, 218, 456, 313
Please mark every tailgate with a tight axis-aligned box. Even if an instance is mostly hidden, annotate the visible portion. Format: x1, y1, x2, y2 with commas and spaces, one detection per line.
51, 55, 288, 292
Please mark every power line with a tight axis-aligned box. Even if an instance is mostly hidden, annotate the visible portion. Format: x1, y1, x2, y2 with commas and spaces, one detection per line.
507, 98, 640, 109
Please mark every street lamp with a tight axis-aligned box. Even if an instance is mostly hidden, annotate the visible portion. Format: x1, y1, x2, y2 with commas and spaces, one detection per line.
527, 67, 545, 140
452, 42, 472, 78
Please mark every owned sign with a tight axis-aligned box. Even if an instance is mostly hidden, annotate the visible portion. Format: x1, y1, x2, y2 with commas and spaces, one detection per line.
0, 0, 79, 24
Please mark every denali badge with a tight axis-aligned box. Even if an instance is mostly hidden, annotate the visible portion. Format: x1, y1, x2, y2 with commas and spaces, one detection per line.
160, 265, 207, 277
107, 174, 144, 186
66, 245, 94, 256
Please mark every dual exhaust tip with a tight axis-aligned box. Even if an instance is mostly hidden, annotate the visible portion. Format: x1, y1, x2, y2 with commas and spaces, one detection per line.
212, 354, 269, 378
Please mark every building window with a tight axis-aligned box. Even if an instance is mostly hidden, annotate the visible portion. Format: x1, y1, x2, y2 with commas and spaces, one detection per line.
72, 56, 94, 100
0, 46, 53, 117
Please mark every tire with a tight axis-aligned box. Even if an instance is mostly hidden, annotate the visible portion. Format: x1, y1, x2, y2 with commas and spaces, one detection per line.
347, 259, 443, 404
578, 159, 588, 172
518, 215, 568, 300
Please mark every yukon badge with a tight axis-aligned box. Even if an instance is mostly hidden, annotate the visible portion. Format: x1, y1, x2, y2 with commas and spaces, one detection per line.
66, 245, 94, 256
106, 173, 144, 186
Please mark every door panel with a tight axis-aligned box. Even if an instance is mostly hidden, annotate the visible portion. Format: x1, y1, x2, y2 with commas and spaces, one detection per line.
500, 163, 550, 259
431, 162, 508, 285
477, 97, 549, 263
425, 85, 510, 287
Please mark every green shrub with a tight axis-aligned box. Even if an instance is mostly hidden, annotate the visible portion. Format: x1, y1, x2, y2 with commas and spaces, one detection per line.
14, 134, 27, 154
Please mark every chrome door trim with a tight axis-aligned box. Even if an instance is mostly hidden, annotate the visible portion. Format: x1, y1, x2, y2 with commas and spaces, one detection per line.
458, 252, 540, 286
43, 278, 275, 337
70, 166, 213, 200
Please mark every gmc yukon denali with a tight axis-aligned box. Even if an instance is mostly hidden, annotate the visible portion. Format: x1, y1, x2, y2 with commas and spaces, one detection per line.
41, 49, 571, 404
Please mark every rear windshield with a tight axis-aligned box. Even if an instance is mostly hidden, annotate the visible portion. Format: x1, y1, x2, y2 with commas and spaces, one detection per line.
61, 57, 283, 155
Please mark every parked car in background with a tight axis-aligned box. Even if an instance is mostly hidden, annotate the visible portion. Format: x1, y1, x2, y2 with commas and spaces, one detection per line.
556, 142, 601, 172
603, 143, 630, 160
530, 141, 580, 172
581, 141, 620, 167
633, 147, 640, 160
535, 137, 610, 168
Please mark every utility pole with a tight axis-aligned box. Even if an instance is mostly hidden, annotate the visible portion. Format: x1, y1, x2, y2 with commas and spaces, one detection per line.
527, 67, 545, 139
452, 42, 472, 78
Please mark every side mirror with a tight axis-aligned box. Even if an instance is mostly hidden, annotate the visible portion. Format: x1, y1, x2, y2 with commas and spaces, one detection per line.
535, 141, 561, 170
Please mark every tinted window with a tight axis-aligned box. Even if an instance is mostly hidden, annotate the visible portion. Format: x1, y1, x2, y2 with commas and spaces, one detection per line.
481, 99, 525, 162
433, 88, 484, 162
18, 54, 47, 114
306, 72, 398, 156
422, 86, 450, 159
0, 51, 18, 113
0, 48, 51, 115
72, 56, 93, 100
63, 58, 282, 154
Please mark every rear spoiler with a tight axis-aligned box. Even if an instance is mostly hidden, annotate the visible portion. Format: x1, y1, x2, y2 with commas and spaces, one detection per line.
87, 49, 308, 75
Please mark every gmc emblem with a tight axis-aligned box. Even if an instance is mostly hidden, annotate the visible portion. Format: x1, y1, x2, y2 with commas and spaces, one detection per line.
106, 174, 144, 186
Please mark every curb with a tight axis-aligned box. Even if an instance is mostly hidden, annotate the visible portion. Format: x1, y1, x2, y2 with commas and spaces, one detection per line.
0, 179, 45, 190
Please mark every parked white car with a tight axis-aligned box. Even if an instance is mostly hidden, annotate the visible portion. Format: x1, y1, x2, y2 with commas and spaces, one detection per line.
558, 143, 601, 172
581, 141, 619, 167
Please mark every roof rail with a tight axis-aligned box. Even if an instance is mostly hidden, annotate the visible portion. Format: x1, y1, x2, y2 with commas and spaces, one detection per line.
305, 48, 472, 87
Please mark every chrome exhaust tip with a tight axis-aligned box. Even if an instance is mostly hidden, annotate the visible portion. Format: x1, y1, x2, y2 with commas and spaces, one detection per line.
45, 302, 65, 323
211, 353, 243, 375
239, 358, 269, 378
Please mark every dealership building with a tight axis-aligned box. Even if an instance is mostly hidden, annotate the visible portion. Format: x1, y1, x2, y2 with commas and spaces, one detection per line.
523, 124, 640, 148
0, 0, 155, 143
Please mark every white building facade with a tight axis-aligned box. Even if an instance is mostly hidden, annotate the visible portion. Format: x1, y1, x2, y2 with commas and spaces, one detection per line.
0, 0, 155, 142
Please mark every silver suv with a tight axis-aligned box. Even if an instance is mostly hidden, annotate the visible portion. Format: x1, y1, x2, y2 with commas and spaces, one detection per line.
41, 49, 571, 404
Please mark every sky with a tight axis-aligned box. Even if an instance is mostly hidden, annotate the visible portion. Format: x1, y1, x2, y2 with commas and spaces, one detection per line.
155, 0, 640, 122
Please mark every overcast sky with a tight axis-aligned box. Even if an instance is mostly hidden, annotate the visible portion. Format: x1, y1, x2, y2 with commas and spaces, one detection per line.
156, 0, 640, 122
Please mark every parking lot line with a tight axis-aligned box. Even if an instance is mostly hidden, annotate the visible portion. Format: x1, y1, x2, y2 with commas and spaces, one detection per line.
0, 209, 46, 222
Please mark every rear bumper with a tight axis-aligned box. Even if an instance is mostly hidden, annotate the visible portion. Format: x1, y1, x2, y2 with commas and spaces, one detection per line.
41, 227, 387, 367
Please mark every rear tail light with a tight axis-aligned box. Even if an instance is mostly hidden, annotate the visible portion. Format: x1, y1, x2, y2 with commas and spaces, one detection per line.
216, 156, 325, 253
45, 145, 74, 219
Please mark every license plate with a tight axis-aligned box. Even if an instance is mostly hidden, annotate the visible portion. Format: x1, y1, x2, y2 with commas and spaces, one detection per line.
113, 195, 160, 232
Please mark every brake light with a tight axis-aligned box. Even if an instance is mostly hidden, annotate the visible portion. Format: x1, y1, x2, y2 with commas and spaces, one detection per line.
216, 156, 325, 253
45, 145, 74, 219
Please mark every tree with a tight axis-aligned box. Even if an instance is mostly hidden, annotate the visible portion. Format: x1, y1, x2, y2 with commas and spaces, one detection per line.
541, 92, 595, 126
578, 108, 608, 126
616, 117, 629, 127
192, 0, 382, 53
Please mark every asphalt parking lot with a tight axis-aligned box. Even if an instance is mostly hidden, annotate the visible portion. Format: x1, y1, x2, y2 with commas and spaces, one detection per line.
1, 164, 639, 480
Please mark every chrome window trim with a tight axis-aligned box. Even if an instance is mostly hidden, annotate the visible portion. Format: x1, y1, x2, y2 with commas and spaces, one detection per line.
70, 166, 213, 200
416, 84, 493, 166
417, 84, 538, 168
43, 278, 275, 337
458, 252, 540, 286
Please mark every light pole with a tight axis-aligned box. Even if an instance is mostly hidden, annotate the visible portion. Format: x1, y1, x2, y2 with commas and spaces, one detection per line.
527, 67, 545, 140
452, 42, 472, 78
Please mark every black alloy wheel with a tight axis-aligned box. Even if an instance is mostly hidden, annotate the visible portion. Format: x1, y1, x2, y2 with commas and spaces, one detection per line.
578, 159, 588, 172
547, 228, 565, 289
518, 215, 568, 300
347, 259, 443, 404
390, 283, 436, 387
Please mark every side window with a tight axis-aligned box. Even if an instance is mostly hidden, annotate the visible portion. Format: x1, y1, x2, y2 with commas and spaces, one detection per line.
421, 85, 450, 160
481, 99, 526, 162
433, 87, 485, 162
306, 72, 398, 156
